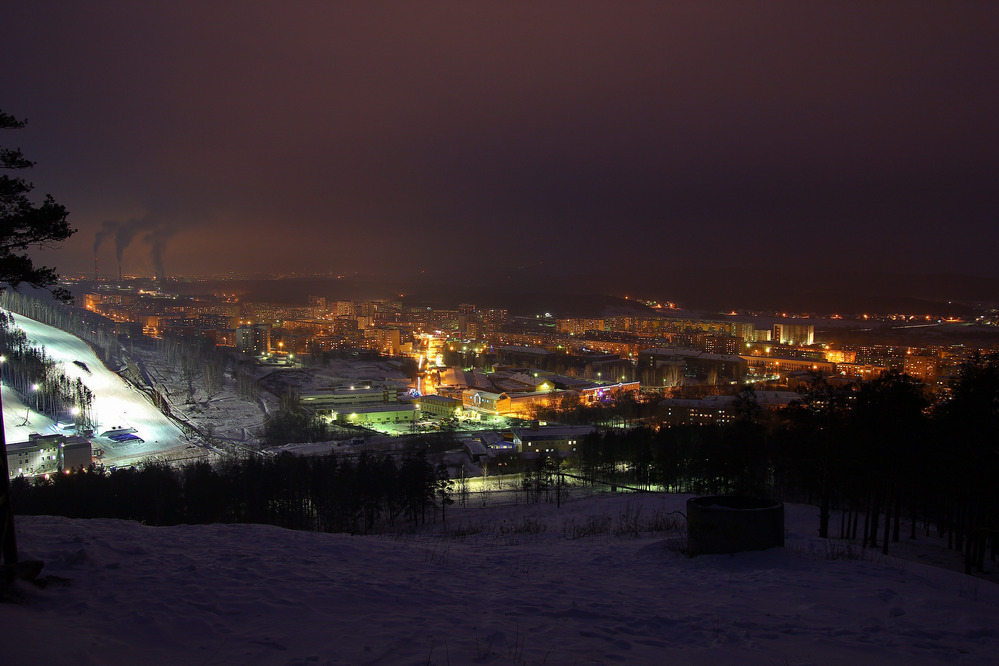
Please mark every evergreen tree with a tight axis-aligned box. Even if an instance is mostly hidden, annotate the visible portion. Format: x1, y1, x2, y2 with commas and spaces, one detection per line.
435, 462, 454, 523
1, 109, 75, 571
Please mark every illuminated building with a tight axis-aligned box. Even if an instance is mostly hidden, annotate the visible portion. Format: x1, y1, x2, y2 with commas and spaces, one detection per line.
741, 355, 835, 376
333, 316, 359, 337
417, 395, 462, 420
702, 335, 742, 355
7, 434, 92, 479
459, 315, 481, 338
903, 354, 939, 382
480, 308, 508, 331
355, 301, 379, 318
236, 323, 271, 355
334, 403, 417, 427
660, 398, 737, 426
556, 318, 606, 335
461, 389, 556, 418
832, 363, 885, 380
731, 322, 767, 342
300, 383, 397, 415
639, 348, 748, 384
364, 326, 403, 354
659, 391, 799, 426
333, 300, 355, 317
772, 323, 814, 346
576, 380, 640, 403
823, 349, 857, 364
462, 389, 506, 414
850, 344, 907, 370
511, 425, 595, 455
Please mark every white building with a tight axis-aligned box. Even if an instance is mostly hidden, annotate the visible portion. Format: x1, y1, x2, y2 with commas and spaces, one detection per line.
7, 433, 92, 478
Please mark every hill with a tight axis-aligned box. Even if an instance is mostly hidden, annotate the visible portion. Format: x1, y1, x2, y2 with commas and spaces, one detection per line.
4, 493, 998, 664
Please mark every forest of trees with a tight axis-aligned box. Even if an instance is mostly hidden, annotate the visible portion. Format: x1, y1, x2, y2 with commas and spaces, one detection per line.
262, 388, 331, 445
565, 360, 999, 574
0, 310, 95, 429
11, 446, 452, 535
0, 290, 124, 365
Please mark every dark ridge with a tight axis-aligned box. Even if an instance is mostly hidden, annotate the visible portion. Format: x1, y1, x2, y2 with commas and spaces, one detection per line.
67, 269, 998, 317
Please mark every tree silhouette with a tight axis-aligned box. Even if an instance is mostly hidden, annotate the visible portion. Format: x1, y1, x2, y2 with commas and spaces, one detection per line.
1, 110, 74, 301
1, 109, 75, 573
933, 355, 999, 572
780, 376, 856, 538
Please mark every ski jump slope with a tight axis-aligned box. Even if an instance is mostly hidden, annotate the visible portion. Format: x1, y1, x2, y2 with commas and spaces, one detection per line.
3, 311, 190, 465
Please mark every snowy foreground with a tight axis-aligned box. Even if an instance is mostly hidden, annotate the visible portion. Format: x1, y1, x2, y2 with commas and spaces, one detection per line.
4, 494, 999, 665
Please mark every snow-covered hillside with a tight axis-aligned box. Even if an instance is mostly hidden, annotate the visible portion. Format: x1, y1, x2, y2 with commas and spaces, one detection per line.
4, 314, 192, 464
4, 493, 998, 664
3, 311, 423, 459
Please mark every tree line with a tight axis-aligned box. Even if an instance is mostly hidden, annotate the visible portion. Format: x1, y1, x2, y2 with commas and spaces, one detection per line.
0, 290, 124, 366
566, 359, 999, 574
12, 445, 453, 535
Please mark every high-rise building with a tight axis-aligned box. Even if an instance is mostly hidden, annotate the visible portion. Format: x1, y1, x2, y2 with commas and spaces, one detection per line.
773, 323, 814, 346
236, 323, 271, 355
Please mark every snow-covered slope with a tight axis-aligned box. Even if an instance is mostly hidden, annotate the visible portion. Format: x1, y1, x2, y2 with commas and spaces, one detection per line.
3, 313, 190, 463
4, 494, 998, 664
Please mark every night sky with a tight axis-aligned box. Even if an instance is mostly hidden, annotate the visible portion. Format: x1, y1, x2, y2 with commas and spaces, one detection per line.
4, 2, 999, 296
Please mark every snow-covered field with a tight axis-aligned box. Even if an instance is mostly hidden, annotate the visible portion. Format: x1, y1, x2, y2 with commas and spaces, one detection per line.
4, 493, 998, 665
4, 314, 192, 464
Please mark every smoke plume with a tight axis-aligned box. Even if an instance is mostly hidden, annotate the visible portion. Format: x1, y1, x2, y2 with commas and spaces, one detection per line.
92, 213, 175, 280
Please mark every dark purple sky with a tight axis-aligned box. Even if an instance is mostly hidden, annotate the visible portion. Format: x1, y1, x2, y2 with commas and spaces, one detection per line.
5, 2, 999, 289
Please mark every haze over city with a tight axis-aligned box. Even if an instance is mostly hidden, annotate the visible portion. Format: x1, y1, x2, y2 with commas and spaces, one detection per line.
4, 1, 999, 306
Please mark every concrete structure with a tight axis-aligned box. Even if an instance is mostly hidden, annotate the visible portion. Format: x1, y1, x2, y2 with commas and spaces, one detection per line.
511, 425, 596, 455
741, 355, 836, 377
365, 326, 403, 354
904, 354, 939, 382
772, 323, 815, 346
835, 363, 886, 380
639, 348, 748, 384
334, 403, 418, 427
687, 496, 784, 556
461, 388, 558, 418
301, 384, 396, 415
660, 391, 799, 426
462, 389, 506, 414
557, 318, 605, 335
236, 323, 271, 355
7, 434, 92, 479
417, 394, 462, 420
